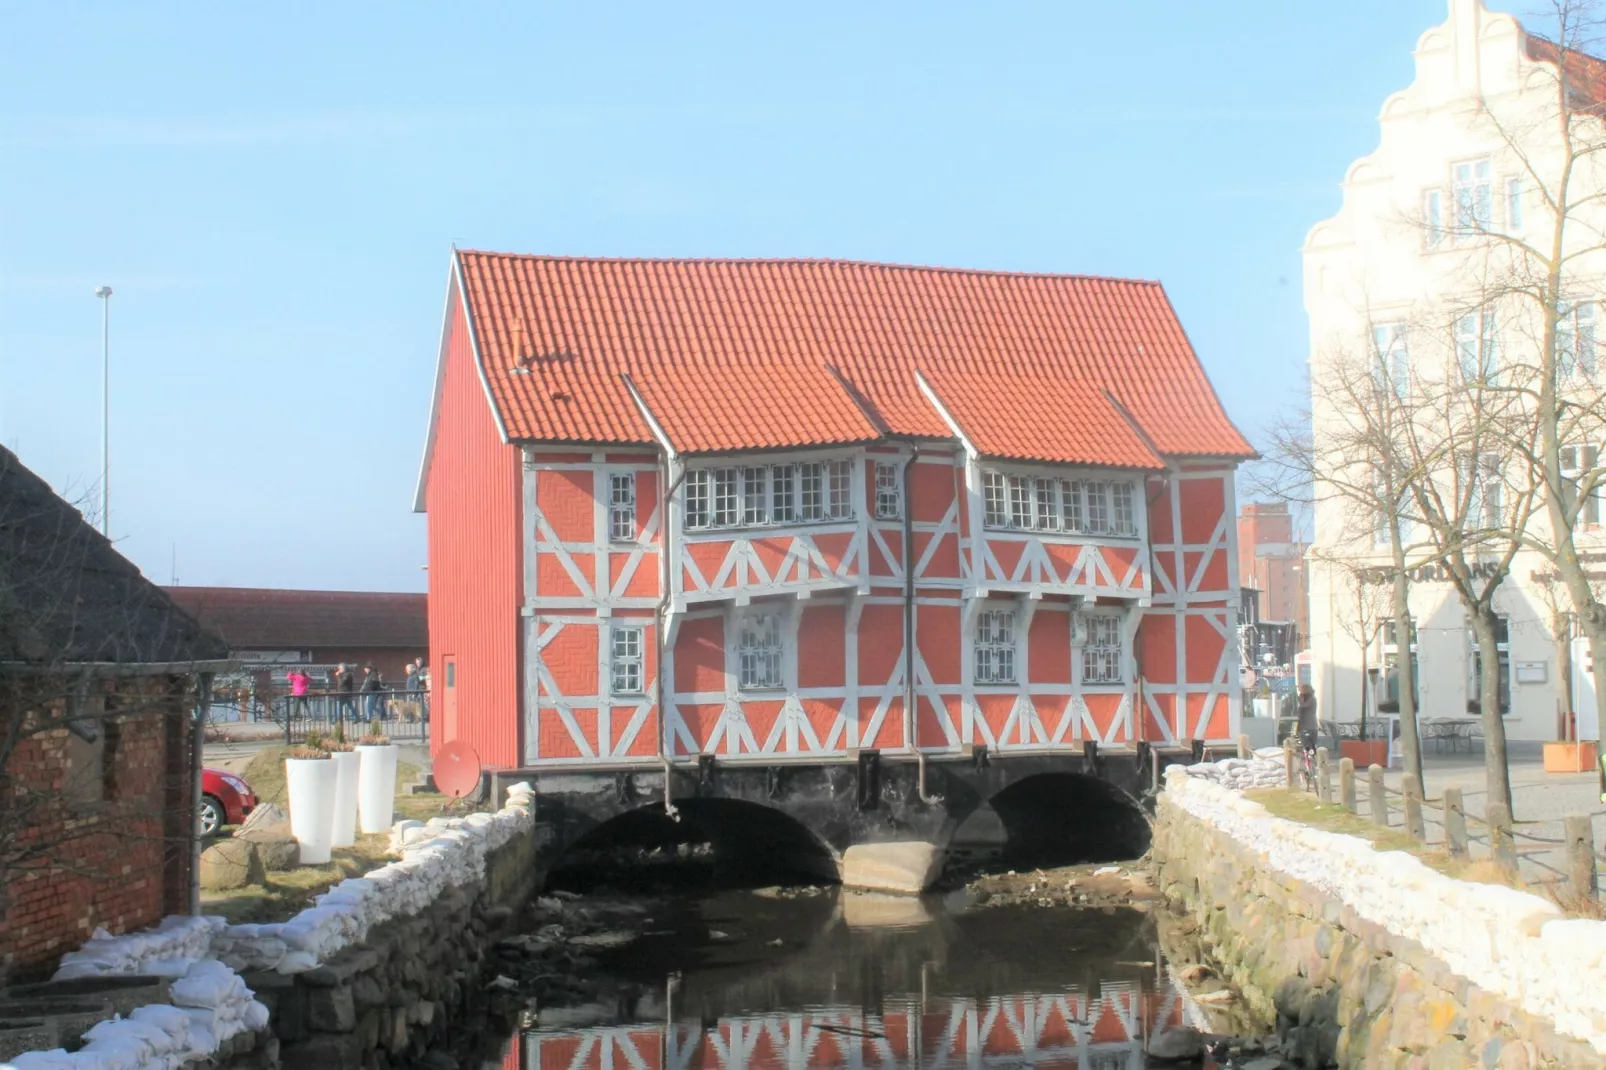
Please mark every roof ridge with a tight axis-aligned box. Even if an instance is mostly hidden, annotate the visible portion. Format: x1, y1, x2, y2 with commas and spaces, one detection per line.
454, 248, 1165, 288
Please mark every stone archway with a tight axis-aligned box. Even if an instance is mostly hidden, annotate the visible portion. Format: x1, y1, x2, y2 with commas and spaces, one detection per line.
970, 772, 1152, 869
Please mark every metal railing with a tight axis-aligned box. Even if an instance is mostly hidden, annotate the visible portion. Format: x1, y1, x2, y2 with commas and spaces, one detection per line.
270, 689, 431, 743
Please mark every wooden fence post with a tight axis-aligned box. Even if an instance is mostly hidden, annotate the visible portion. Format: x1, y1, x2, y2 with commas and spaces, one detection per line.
1564, 815, 1598, 902
1339, 757, 1357, 813
1402, 773, 1425, 841
1316, 747, 1332, 804
1368, 765, 1388, 826
1443, 786, 1468, 859
1486, 802, 1518, 878
1238, 734, 1250, 760
1284, 738, 1297, 792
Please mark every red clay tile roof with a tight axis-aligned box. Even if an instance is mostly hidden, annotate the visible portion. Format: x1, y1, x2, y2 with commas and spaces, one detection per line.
1524, 33, 1606, 113
162, 587, 427, 651
454, 252, 1252, 463
919, 369, 1165, 470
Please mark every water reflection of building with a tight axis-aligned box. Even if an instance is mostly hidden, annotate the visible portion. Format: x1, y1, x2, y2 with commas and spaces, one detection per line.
519, 982, 1199, 1070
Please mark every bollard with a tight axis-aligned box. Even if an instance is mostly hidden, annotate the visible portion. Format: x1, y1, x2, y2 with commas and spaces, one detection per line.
1443, 786, 1468, 859
1368, 765, 1388, 826
1238, 734, 1251, 760
1339, 757, 1357, 813
1285, 738, 1297, 793
1487, 802, 1518, 878
1402, 774, 1425, 841
1564, 815, 1598, 902
1316, 747, 1332, 804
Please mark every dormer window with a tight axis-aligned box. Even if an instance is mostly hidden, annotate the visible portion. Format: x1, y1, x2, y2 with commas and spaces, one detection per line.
683, 457, 857, 532
981, 467, 1139, 537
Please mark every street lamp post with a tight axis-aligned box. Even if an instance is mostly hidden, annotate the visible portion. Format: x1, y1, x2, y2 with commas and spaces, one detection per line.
95, 286, 112, 536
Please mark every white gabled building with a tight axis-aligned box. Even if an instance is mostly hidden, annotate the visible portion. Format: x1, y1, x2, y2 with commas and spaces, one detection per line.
1304, 0, 1606, 743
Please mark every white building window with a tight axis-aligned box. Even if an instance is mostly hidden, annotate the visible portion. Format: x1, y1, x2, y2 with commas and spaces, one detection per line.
1424, 189, 1445, 248
609, 473, 637, 541
772, 464, 796, 523
1111, 482, 1136, 536
610, 626, 644, 695
827, 459, 854, 519
1370, 321, 1410, 397
974, 609, 1017, 685
1453, 158, 1492, 238
1561, 445, 1601, 527
1558, 301, 1597, 380
1082, 613, 1125, 684
712, 467, 739, 526
875, 462, 902, 519
742, 466, 769, 525
983, 471, 1007, 527
1467, 616, 1511, 715
1463, 452, 1503, 530
1062, 479, 1085, 532
685, 470, 711, 530
799, 462, 825, 521
736, 611, 785, 690
1033, 477, 1060, 531
1007, 474, 1033, 529
1085, 481, 1112, 534
1455, 309, 1498, 384
1505, 175, 1523, 231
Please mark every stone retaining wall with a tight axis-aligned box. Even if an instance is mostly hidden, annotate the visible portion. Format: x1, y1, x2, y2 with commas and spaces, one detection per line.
1153, 768, 1606, 1068
243, 817, 537, 1070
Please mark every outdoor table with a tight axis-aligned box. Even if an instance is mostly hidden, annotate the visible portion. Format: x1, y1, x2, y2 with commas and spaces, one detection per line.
1423, 718, 1478, 753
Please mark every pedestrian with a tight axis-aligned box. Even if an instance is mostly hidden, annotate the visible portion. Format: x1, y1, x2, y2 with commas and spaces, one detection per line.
1296, 683, 1319, 755
361, 664, 383, 722
335, 662, 357, 727
287, 667, 311, 720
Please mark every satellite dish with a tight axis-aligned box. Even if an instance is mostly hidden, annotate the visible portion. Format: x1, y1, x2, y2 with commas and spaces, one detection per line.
434, 741, 483, 799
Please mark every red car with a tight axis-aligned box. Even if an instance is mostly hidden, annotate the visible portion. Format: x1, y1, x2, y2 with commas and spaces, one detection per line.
200, 768, 257, 836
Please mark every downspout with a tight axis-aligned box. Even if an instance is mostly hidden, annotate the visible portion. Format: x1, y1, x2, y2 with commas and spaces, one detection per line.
190, 671, 214, 916
902, 447, 938, 803
656, 455, 687, 821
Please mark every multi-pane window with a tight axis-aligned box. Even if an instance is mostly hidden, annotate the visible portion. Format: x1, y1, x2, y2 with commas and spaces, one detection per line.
742, 467, 768, 525
1082, 613, 1124, 684
772, 464, 797, 523
1423, 189, 1445, 248
712, 468, 740, 526
1505, 175, 1523, 231
983, 471, 1008, 527
1467, 616, 1511, 714
1462, 452, 1503, 530
1558, 301, 1597, 380
1455, 310, 1498, 384
974, 610, 1017, 685
874, 462, 902, 520
681, 459, 857, 530
979, 470, 1138, 537
1370, 322, 1409, 397
608, 473, 637, 541
1453, 158, 1492, 237
800, 462, 825, 521
610, 626, 644, 695
1561, 445, 1601, 527
827, 459, 854, 519
737, 612, 784, 690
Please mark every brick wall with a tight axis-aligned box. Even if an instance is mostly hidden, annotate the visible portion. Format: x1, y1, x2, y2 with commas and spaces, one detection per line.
1, 675, 194, 983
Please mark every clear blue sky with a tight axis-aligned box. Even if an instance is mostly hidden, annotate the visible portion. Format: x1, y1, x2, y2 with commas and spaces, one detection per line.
0, 1, 1471, 592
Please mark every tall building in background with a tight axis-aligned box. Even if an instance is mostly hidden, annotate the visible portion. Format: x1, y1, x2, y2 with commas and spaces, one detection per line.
1237, 502, 1309, 653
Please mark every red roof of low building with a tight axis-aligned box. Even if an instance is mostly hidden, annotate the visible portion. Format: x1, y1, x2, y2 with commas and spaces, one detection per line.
451, 252, 1252, 464
162, 587, 427, 651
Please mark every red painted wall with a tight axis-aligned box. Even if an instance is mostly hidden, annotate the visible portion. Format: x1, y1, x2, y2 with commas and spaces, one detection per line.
425, 290, 522, 768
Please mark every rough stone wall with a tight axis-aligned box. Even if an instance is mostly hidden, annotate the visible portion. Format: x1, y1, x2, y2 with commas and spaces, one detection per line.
244, 831, 536, 1070
1, 677, 193, 983
1153, 795, 1604, 1069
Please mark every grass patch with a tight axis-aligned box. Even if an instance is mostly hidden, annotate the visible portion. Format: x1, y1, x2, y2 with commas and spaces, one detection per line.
203, 746, 476, 924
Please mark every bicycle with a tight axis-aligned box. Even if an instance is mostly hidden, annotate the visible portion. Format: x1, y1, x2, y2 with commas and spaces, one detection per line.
1298, 732, 1318, 793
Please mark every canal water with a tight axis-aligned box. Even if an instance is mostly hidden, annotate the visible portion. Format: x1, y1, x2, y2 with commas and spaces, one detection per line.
498, 886, 1224, 1070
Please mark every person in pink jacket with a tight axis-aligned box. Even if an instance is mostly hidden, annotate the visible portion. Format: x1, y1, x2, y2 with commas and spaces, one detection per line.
287, 668, 311, 719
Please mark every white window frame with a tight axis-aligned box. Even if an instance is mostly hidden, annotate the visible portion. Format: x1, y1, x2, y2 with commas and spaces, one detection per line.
1452, 157, 1492, 241
1423, 188, 1445, 249
1558, 300, 1597, 381
608, 472, 637, 542
609, 625, 645, 695
1081, 611, 1125, 685
680, 454, 859, 533
1560, 444, 1601, 528
874, 461, 902, 520
735, 609, 786, 691
978, 466, 1140, 539
1370, 321, 1410, 398
1462, 452, 1503, 531
1466, 616, 1511, 715
974, 608, 1018, 685
1505, 175, 1523, 232
1455, 308, 1499, 385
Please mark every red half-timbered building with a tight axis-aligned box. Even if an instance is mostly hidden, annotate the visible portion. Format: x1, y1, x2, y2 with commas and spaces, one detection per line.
415, 252, 1253, 774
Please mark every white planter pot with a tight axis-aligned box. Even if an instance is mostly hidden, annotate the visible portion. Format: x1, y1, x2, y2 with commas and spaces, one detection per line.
329, 750, 361, 847
285, 758, 338, 865
356, 744, 398, 833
